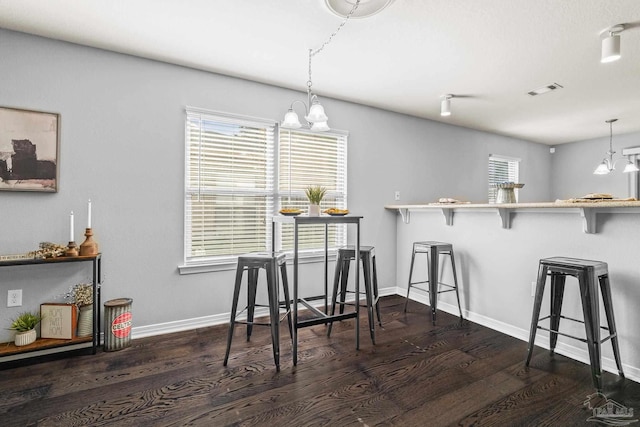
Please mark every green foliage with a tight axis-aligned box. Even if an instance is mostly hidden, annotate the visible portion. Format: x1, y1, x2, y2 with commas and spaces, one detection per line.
9, 311, 42, 332
305, 186, 327, 204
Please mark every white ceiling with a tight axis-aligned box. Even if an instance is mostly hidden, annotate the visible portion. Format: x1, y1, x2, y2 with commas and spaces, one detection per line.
1, 0, 639, 145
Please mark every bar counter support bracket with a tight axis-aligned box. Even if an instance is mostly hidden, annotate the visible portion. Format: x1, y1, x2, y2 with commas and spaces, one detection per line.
498, 208, 513, 229
441, 208, 454, 226
581, 208, 597, 234
399, 208, 410, 224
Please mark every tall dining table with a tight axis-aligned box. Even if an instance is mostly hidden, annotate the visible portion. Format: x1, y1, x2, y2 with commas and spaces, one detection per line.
272, 214, 362, 365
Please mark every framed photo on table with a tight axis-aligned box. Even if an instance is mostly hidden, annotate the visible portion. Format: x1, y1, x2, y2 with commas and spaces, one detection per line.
41, 303, 78, 339
0, 106, 60, 192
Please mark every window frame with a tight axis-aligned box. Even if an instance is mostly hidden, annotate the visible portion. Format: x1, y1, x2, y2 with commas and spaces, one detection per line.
488, 154, 521, 204
180, 107, 348, 274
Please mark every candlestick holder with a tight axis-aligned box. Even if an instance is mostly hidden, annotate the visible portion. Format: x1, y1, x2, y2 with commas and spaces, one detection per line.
79, 228, 99, 256
65, 241, 79, 257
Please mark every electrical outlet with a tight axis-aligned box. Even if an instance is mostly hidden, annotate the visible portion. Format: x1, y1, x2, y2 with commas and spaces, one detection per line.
394, 191, 401, 201
8, 289, 22, 307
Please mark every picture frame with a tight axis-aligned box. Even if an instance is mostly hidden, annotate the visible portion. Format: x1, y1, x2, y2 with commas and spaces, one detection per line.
40, 303, 78, 339
0, 106, 60, 192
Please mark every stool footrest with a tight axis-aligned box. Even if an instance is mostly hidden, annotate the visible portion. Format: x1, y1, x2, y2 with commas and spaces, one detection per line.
407, 283, 458, 294
536, 312, 614, 345
334, 296, 380, 308
235, 320, 273, 327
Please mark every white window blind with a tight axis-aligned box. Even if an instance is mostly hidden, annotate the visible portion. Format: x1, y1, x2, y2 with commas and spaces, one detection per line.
278, 129, 348, 252
488, 155, 520, 203
184, 108, 348, 266
185, 109, 275, 263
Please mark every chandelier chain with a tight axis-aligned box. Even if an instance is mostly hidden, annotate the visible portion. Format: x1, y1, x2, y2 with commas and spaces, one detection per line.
307, 0, 360, 89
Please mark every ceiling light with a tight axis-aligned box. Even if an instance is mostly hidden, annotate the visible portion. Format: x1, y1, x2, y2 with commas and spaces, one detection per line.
325, 0, 394, 19
593, 119, 637, 175
623, 161, 640, 173
281, 2, 361, 132
441, 95, 452, 117
527, 83, 563, 96
601, 25, 624, 63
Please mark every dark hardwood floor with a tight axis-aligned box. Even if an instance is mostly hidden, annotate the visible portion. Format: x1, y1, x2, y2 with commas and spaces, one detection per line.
1, 295, 638, 426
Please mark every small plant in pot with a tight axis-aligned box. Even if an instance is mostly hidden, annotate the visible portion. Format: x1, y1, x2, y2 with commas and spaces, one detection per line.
305, 186, 326, 216
9, 311, 42, 346
67, 283, 94, 337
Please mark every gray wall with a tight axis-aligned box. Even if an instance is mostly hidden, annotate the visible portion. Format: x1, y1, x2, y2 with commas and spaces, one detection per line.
0, 29, 550, 343
551, 131, 640, 200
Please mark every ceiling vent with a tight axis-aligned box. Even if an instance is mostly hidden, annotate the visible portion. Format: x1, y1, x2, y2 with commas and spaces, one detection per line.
527, 83, 564, 96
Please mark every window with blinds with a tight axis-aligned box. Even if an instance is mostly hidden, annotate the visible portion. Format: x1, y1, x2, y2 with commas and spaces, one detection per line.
184, 108, 348, 265
185, 110, 275, 263
488, 155, 520, 203
278, 129, 348, 252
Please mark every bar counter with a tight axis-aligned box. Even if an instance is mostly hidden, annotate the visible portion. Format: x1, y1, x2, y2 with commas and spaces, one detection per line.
387, 200, 640, 383
385, 200, 640, 233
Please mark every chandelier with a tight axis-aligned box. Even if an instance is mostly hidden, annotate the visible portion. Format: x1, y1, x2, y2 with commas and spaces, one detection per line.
593, 119, 639, 175
280, 1, 361, 132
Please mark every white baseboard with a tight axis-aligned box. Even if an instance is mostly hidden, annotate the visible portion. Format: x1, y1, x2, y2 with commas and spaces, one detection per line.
127, 286, 639, 383
402, 286, 640, 383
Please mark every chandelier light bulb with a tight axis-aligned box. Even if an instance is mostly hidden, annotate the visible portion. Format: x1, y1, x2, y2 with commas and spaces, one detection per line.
305, 102, 329, 123
281, 109, 302, 129
623, 160, 640, 173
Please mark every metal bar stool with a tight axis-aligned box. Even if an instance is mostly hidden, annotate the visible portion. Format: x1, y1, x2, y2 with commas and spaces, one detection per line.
328, 246, 382, 344
525, 257, 624, 391
404, 241, 463, 325
223, 252, 292, 370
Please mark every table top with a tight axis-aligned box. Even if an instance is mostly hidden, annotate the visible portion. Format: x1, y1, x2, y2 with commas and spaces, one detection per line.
273, 214, 362, 224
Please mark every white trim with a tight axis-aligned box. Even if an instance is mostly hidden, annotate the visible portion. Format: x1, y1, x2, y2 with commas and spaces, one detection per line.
185, 106, 277, 128
178, 249, 341, 275
489, 154, 522, 162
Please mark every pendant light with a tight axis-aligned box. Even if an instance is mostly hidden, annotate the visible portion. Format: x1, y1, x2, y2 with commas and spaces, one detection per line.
593, 119, 639, 175
281, 1, 361, 132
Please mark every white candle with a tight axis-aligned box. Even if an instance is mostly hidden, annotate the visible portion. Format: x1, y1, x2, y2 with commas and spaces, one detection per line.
70, 211, 74, 242
88, 199, 92, 228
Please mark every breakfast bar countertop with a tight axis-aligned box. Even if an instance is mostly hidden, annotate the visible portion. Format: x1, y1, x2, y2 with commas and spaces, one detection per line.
385, 200, 640, 233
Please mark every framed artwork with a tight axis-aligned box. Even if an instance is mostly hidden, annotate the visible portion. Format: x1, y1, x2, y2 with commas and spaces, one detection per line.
41, 303, 78, 339
0, 106, 60, 192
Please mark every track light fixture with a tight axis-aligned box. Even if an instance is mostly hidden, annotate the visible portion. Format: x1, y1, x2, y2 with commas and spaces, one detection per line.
441, 94, 453, 117
601, 24, 624, 63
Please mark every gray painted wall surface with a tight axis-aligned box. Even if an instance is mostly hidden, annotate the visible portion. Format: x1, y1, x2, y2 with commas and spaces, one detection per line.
551, 132, 640, 200
0, 29, 550, 344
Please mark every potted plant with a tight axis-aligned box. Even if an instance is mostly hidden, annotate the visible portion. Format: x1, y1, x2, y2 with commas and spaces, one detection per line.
9, 311, 42, 346
305, 186, 326, 216
71, 283, 94, 337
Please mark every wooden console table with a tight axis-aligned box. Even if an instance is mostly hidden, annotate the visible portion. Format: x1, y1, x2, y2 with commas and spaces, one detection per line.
0, 254, 102, 364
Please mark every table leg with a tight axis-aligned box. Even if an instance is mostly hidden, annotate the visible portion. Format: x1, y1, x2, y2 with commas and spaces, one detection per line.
293, 221, 299, 366
355, 221, 360, 350
324, 224, 328, 314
